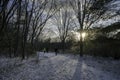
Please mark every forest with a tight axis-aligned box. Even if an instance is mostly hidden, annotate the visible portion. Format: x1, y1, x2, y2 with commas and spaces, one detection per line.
0, 0, 120, 80
0, 0, 120, 59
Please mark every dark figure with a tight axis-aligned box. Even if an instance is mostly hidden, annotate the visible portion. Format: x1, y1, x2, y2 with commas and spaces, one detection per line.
55, 48, 58, 55
43, 48, 46, 53
46, 48, 49, 53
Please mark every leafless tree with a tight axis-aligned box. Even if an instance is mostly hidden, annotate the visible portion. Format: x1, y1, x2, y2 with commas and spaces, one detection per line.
0, 0, 19, 57
52, 0, 74, 52
29, 0, 61, 50
69, 0, 116, 56
18, 0, 36, 59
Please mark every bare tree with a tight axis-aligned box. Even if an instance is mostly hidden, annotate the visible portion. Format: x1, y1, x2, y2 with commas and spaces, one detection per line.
29, 0, 61, 50
52, 0, 74, 52
0, 0, 18, 57
18, 0, 36, 59
69, 0, 116, 56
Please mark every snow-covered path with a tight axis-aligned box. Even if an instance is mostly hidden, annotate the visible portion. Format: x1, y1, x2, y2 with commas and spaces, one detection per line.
0, 52, 120, 80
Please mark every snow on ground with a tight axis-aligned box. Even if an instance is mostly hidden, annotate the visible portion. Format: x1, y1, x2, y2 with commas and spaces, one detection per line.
0, 52, 120, 80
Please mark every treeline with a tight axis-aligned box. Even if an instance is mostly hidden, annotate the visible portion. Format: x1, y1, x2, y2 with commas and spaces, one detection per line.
34, 40, 73, 52
84, 37, 120, 59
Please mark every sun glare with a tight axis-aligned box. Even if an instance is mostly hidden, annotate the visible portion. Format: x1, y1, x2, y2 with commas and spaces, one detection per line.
75, 32, 87, 41
82, 32, 86, 39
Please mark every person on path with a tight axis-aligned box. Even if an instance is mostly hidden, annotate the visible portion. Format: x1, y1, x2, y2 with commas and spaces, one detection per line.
55, 48, 58, 55
46, 48, 49, 53
43, 48, 46, 53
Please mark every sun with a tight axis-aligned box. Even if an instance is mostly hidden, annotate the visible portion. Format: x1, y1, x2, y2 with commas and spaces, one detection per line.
74, 32, 87, 41
82, 32, 86, 39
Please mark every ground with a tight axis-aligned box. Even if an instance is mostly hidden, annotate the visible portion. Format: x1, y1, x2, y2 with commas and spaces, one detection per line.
0, 52, 120, 80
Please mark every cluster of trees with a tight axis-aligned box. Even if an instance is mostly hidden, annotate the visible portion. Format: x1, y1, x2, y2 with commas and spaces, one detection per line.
0, 0, 60, 59
0, 0, 120, 59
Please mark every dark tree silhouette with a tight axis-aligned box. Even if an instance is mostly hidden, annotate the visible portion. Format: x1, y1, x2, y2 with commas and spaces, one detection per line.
69, 0, 117, 56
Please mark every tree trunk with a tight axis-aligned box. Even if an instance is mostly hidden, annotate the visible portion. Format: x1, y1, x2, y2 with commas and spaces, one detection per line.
8, 39, 12, 58
80, 31, 83, 57
62, 40, 65, 53
14, 0, 21, 57
22, 42, 25, 60
0, 11, 5, 36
